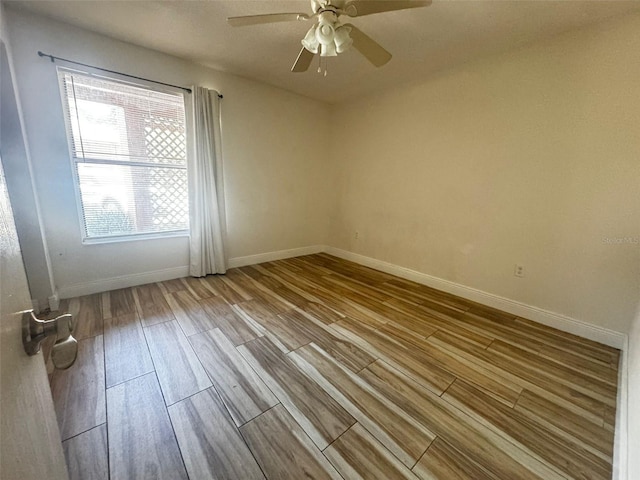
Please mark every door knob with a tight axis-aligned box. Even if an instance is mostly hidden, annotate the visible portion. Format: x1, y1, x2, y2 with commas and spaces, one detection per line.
22, 310, 78, 369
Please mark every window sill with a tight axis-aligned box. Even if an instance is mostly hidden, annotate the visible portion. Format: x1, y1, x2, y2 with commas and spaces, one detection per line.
81, 230, 189, 245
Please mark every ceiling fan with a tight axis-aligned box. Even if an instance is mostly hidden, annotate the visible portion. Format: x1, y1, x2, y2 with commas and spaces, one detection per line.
227, 0, 432, 73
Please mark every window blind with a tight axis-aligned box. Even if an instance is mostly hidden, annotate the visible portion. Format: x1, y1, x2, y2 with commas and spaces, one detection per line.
59, 70, 189, 239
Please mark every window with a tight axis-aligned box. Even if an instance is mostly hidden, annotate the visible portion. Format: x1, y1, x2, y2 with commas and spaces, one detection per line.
58, 69, 189, 241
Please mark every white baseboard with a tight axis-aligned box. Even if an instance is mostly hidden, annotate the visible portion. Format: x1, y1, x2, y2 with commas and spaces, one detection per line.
56, 245, 324, 298
48, 291, 59, 311
55, 243, 626, 349
228, 245, 325, 269
324, 246, 626, 349
29, 292, 59, 313
57, 266, 189, 299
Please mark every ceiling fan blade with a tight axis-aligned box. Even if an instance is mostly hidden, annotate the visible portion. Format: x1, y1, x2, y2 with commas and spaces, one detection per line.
227, 13, 310, 27
344, 0, 431, 17
344, 24, 392, 67
291, 47, 315, 73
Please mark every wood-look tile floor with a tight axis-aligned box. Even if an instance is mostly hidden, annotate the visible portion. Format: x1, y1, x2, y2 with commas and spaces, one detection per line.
49, 253, 620, 480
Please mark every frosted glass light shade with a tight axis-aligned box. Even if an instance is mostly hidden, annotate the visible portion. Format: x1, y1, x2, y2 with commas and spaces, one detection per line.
334, 25, 353, 53
301, 25, 319, 53
321, 42, 337, 57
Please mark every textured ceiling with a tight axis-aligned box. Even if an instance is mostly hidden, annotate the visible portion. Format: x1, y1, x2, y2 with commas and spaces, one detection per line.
7, 1, 640, 103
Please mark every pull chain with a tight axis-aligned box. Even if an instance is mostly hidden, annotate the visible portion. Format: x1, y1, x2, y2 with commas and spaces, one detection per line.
317, 56, 328, 77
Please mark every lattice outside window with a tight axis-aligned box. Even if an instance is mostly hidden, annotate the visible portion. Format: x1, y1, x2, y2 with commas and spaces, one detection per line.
58, 69, 189, 241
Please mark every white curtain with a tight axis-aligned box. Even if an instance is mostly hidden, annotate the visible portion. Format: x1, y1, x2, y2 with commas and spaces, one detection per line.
188, 86, 227, 276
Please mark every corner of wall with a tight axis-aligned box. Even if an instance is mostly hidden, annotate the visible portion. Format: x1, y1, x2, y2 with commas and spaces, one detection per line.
1, 6, 57, 303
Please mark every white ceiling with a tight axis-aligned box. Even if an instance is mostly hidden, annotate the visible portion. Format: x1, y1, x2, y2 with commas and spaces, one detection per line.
8, 1, 640, 104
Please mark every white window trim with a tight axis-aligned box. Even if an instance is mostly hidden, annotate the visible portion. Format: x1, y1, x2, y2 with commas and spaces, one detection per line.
56, 65, 191, 245
82, 229, 189, 245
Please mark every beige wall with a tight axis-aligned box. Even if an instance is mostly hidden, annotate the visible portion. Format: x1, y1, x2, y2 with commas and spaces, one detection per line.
6, 8, 331, 297
329, 13, 640, 333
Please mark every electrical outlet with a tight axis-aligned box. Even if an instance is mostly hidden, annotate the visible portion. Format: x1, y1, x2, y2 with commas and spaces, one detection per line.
355, 231, 359, 240
514, 264, 525, 277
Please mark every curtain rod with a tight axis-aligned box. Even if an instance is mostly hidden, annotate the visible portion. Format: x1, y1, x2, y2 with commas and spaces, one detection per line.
37, 51, 224, 98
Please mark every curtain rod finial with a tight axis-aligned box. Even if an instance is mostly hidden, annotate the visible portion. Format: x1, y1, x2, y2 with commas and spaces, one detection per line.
38, 51, 54, 62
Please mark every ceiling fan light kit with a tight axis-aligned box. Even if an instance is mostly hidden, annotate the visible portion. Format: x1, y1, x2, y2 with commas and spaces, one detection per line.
301, 15, 353, 58
227, 0, 432, 72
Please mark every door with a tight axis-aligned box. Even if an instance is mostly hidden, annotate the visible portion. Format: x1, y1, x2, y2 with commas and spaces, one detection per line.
0, 155, 69, 479
0, 52, 69, 480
